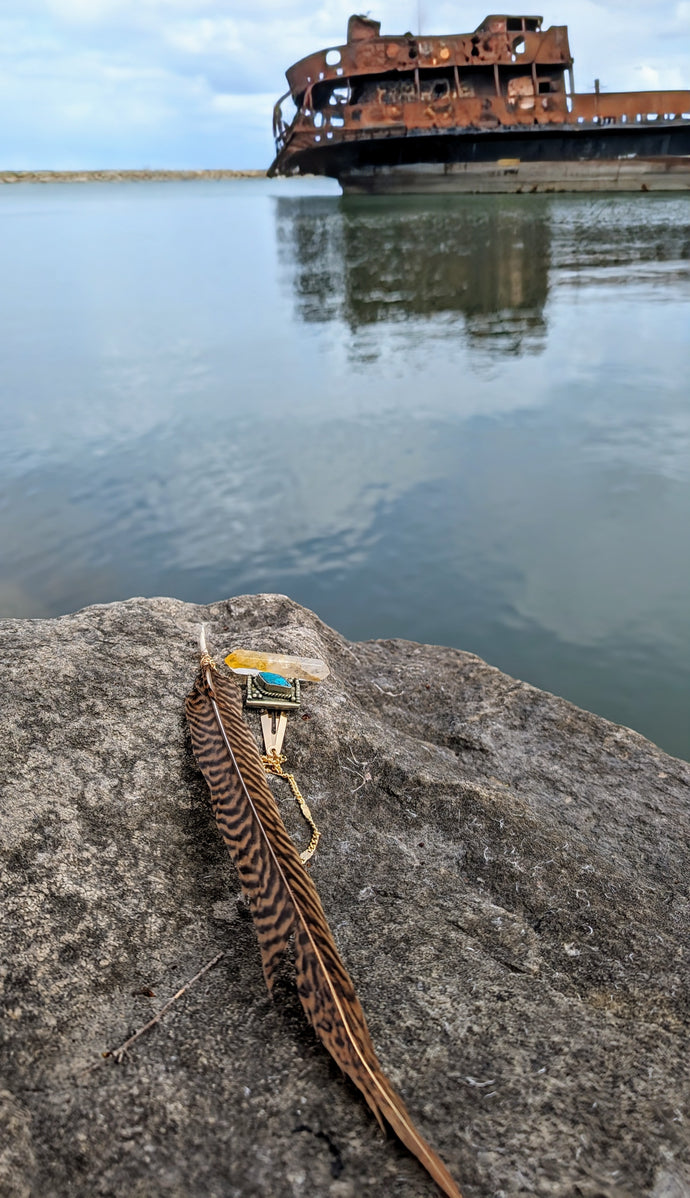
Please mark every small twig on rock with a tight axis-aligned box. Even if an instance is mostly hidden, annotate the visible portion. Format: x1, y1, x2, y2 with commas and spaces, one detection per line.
103, 952, 224, 1063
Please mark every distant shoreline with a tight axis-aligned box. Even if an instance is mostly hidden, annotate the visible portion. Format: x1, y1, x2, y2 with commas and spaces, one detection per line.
0, 169, 268, 184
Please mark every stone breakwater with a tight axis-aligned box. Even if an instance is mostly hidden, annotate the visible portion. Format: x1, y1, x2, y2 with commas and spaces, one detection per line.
0, 169, 267, 184
1, 594, 688, 1198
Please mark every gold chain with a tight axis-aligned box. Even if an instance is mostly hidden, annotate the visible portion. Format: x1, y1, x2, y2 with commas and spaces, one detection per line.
261, 750, 320, 864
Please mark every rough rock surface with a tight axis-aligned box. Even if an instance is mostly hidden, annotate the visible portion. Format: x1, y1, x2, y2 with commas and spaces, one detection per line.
0, 594, 688, 1198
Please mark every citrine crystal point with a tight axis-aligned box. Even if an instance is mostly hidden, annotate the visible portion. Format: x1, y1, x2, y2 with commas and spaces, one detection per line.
224, 649, 329, 682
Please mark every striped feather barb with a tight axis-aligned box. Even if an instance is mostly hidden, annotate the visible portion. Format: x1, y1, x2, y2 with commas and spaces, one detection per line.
185, 630, 462, 1198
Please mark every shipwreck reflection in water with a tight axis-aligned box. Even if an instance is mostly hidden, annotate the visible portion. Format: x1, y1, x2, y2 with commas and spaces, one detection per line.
276, 192, 690, 357
276, 195, 551, 354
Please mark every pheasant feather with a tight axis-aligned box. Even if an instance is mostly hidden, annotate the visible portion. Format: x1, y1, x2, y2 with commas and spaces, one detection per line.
185, 632, 462, 1198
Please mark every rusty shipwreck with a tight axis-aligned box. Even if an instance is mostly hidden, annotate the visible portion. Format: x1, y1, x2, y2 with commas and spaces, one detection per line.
268, 13, 690, 193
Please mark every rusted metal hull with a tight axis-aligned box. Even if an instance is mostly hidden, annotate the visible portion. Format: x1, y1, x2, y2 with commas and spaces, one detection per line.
269, 13, 690, 196
291, 124, 690, 194
275, 117, 690, 195
276, 122, 690, 194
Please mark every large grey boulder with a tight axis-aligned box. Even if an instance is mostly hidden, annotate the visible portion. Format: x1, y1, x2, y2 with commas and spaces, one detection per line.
1, 594, 688, 1198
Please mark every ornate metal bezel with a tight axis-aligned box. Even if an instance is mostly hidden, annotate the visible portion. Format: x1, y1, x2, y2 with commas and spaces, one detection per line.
245, 674, 301, 710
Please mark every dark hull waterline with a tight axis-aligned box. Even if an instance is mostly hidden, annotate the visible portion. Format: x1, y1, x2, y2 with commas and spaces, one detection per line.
285, 124, 690, 194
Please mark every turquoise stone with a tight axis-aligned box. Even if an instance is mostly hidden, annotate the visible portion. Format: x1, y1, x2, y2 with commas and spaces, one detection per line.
260, 672, 289, 686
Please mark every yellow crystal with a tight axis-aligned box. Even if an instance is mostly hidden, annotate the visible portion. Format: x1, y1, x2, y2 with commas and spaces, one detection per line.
224, 649, 329, 682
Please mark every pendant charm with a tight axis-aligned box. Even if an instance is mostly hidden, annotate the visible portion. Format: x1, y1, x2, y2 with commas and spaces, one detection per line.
228, 658, 325, 866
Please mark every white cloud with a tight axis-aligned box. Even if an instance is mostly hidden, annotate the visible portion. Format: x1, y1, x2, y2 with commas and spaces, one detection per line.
0, 1, 688, 168
635, 63, 687, 91
210, 91, 274, 115
165, 17, 243, 56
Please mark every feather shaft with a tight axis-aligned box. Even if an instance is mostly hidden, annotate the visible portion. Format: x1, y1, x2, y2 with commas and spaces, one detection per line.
186, 649, 462, 1198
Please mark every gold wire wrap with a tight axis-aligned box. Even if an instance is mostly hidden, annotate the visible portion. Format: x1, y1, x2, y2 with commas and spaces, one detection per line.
261, 750, 320, 864
199, 652, 218, 672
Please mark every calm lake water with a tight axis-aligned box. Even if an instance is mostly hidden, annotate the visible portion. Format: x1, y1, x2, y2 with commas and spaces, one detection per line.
1, 179, 688, 759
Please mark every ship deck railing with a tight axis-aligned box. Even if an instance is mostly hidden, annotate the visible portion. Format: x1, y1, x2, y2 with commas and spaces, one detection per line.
272, 89, 690, 158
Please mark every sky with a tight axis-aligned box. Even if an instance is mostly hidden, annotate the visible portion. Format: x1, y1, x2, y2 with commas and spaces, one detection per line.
0, 0, 688, 170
